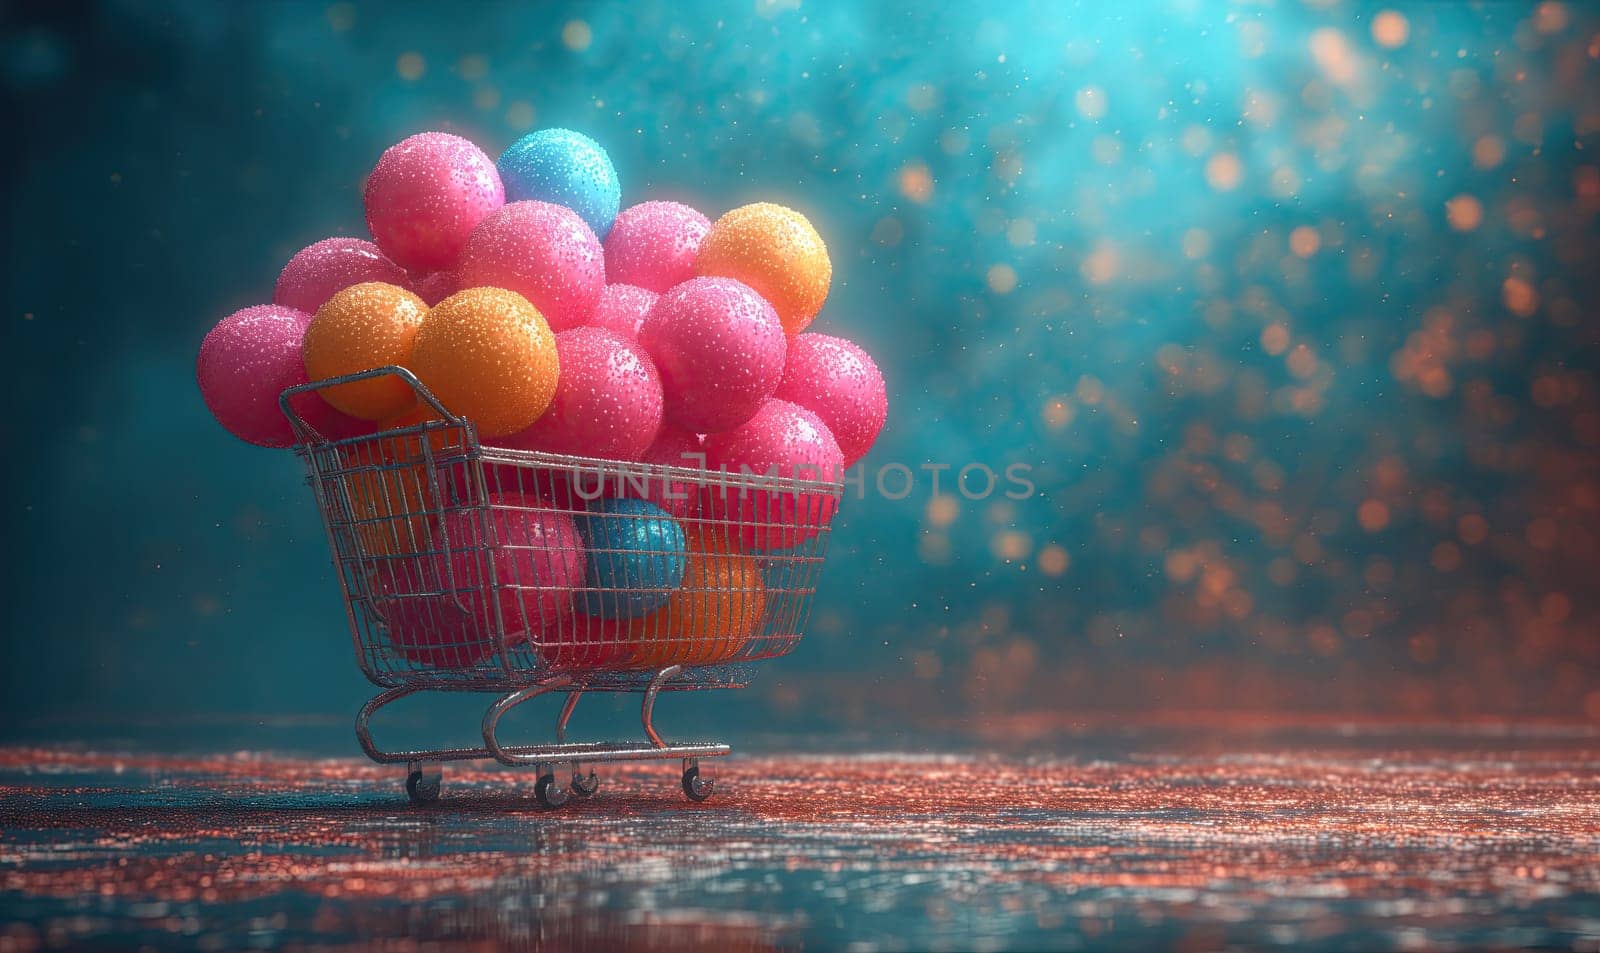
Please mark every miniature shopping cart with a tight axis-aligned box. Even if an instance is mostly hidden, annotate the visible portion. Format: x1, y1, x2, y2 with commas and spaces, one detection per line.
279, 367, 841, 808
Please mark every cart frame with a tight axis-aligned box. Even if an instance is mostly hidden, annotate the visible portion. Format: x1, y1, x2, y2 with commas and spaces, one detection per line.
280, 367, 843, 806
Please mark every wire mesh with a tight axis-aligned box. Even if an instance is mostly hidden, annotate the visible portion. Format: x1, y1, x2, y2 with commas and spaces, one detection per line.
287, 371, 842, 692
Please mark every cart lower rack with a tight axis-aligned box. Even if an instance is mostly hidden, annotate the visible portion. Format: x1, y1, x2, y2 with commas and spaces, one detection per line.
281, 367, 843, 807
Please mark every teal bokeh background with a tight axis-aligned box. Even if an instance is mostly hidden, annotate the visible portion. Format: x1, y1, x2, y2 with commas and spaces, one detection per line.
5, 0, 1599, 741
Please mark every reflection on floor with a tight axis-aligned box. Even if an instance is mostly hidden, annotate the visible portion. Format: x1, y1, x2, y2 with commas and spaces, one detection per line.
1, 723, 1598, 951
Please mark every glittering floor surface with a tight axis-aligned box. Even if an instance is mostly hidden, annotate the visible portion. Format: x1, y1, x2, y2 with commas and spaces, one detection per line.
2, 724, 1599, 951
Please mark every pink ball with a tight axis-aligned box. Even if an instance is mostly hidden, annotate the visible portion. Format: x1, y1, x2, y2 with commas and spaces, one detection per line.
446, 492, 586, 638
273, 237, 410, 315
455, 200, 605, 331
572, 427, 707, 514
197, 304, 371, 448
411, 270, 458, 306
637, 276, 787, 433
604, 200, 712, 292
372, 558, 489, 669
373, 492, 585, 668
586, 283, 658, 341
497, 327, 663, 461
773, 333, 887, 467
631, 427, 705, 518
702, 398, 844, 550
364, 132, 504, 272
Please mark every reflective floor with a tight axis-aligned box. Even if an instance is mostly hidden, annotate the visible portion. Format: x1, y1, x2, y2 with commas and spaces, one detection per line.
1, 722, 1598, 951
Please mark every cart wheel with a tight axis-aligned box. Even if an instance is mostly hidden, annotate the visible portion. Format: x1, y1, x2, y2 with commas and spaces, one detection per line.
535, 772, 570, 809
406, 767, 441, 804
570, 770, 599, 798
681, 764, 713, 802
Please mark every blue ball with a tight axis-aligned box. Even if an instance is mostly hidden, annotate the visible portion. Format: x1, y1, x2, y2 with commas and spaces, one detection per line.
574, 497, 686, 618
497, 128, 621, 238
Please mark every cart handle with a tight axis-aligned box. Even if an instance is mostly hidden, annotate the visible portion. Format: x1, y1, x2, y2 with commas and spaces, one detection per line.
279, 365, 482, 636
279, 365, 463, 444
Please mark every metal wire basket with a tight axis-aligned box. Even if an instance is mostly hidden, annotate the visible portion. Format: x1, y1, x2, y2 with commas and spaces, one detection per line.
280, 367, 842, 806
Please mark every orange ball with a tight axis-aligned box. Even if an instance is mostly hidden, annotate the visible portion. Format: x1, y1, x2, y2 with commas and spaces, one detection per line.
630, 526, 765, 668
409, 287, 560, 439
695, 203, 831, 334
340, 417, 440, 558
381, 402, 462, 457
303, 282, 428, 420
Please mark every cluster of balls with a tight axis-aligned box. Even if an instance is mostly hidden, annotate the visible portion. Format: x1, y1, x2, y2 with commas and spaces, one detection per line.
196, 128, 888, 670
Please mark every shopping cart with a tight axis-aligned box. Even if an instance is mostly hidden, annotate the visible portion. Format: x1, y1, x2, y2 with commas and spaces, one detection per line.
279, 367, 842, 807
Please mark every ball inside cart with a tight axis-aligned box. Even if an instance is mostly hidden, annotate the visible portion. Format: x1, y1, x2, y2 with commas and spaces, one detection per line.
338, 422, 441, 559
380, 403, 467, 457
604, 200, 711, 293
482, 463, 582, 511
296, 395, 377, 442
573, 497, 687, 619
629, 525, 765, 668
533, 611, 641, 670
702, 398, 844, 550
624, 426, 705, 519
442, 492, 587, 640
372, 557, 493, 669
497, 127, 621, 239
364, 131, 504, 272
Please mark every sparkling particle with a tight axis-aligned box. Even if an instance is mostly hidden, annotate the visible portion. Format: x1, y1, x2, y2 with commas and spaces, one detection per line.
986, 263, 1018, 294
1502, 276, 1539, 317
562, 19, 593, 52
1037, 543, 1070, 576
1371, 11, 1410, 48
1289, 226, 1321, 257
1075, 85, 1107, 120
898, 162, 935, 203
1205, 153, 1243, 191
1445, 194, 1484, 231
506, 101, 536, 130
325, 2, 355, 31
395, 51, 425, 81
1358, 499, 1391, 532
